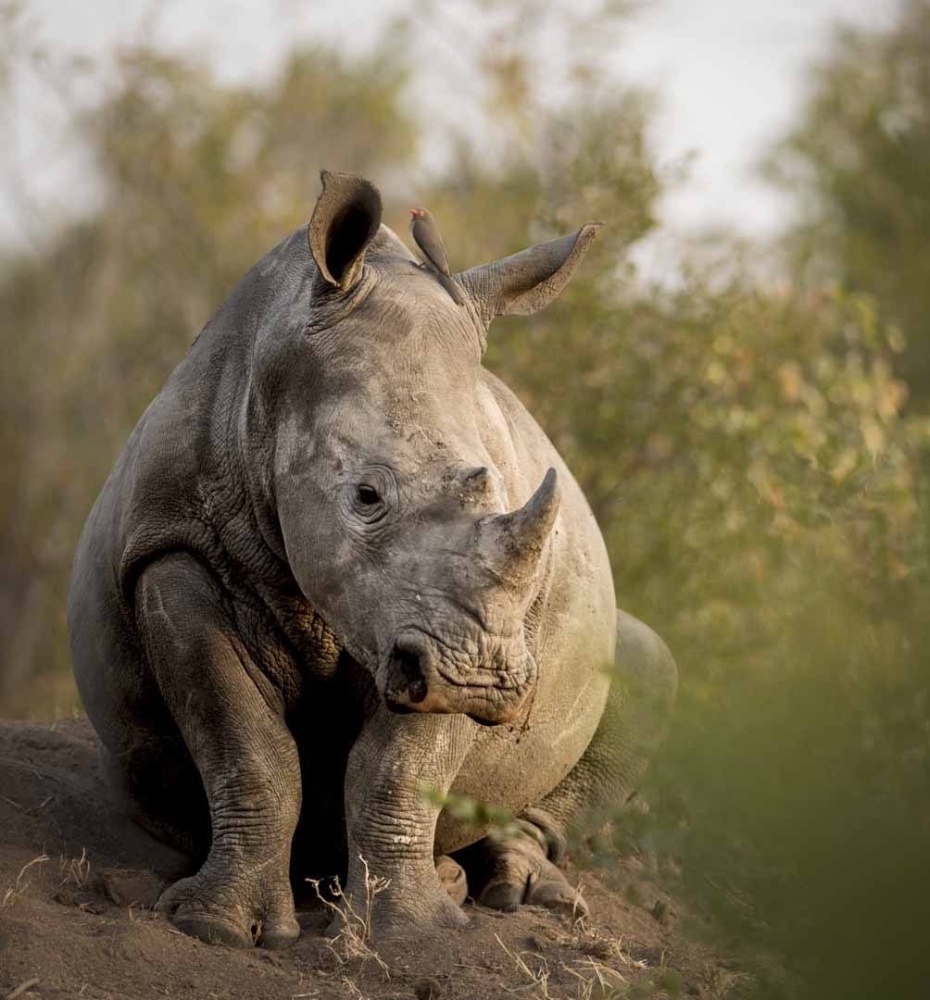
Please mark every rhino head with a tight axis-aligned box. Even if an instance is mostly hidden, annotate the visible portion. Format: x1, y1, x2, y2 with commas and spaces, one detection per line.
267, 171, 601, 725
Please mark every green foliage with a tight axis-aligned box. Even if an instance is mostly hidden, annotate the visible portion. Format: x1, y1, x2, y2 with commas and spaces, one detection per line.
766, 0, 930, 402
419, 785, 517, 837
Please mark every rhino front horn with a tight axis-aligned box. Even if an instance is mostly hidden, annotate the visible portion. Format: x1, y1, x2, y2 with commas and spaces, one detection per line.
480, 468, 561, 581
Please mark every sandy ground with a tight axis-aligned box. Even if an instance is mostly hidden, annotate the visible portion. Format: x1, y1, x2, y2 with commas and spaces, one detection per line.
0, 718, 740, 1000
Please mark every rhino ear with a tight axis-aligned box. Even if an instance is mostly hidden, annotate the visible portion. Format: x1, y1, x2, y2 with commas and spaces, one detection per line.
456, 224, 602, 323
309, 170, 383, 290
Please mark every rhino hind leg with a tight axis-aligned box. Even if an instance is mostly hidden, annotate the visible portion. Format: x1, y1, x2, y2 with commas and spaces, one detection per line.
98, 737, 209, 861
454, 809, 583, 916
465, 609, 677, 914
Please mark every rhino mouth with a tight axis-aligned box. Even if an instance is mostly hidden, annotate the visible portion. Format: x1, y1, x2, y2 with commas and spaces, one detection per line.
378, 627, 536, 725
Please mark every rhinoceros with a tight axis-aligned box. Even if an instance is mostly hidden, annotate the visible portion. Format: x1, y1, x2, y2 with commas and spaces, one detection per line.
68, 171, 676, 949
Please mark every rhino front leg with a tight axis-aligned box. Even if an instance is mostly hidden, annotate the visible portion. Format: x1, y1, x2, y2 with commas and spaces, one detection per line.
342, 707, 476, 936
476, 609, 677, 913
135, 552, 301, 949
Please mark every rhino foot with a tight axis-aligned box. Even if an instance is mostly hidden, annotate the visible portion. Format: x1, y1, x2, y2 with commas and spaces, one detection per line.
327, 869, 469, 941
157, 858, 299, 950
369, 888, 469, 938
475, 823, 587, 920
436, 854, 468, 906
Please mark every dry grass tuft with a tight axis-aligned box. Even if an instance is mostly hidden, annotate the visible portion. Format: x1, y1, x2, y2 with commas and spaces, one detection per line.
569, 877, 589, 929
58, 847, 90, 888
498, 928, 649, 1000
564, 957, 629, 1000
1, 854, 50, 908
695, 966, 755, 999
496, 934, 554, 998
306, 855, 390, 976
568, 927, 647, 972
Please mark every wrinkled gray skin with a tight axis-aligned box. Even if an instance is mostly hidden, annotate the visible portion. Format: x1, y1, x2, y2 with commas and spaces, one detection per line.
69, 172, 676, 950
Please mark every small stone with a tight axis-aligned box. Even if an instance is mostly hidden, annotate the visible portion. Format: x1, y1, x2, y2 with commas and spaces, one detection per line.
581, 938, 613, 960
54, 888, 78, 907
54, 887, 102, 912
413, 975, 442, 999
100, 868, 164, 908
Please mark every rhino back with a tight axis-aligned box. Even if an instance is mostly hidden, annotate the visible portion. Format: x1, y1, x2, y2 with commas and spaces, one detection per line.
77, 228, 314, 593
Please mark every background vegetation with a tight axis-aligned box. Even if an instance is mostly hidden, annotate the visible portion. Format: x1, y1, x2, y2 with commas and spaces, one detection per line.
2, 1, 928, 997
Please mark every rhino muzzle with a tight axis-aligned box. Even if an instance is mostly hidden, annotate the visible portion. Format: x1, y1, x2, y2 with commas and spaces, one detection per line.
381, 629, 535, 725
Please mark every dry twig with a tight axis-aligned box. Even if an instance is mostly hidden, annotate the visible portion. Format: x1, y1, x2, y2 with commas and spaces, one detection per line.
1, 855, 49, 908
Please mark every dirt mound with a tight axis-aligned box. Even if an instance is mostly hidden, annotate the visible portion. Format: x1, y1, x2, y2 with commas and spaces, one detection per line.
0, 719, 728, 1000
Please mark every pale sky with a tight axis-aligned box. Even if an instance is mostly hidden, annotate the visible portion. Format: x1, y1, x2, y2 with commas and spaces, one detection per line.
1, 0, 897, 255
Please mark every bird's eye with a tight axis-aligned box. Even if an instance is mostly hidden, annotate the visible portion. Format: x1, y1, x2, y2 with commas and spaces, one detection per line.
356, 484, 381, 506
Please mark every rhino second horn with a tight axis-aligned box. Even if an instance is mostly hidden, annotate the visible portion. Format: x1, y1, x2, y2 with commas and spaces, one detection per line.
459, 466, 494, 502
481, 468, 561, 579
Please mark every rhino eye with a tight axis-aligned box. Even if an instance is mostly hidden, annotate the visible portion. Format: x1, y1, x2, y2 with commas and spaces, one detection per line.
356, 484, 381, 506
348, 473, 393, 524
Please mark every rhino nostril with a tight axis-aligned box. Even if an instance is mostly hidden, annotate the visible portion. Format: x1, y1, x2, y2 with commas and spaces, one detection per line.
387, 640, 428, 705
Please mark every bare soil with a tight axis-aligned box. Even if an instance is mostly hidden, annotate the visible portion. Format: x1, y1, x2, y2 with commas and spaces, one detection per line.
0, 718, 740, 1000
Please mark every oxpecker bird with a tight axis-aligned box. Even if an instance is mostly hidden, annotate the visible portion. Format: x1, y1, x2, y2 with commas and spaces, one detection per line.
409, 208, 465, 306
